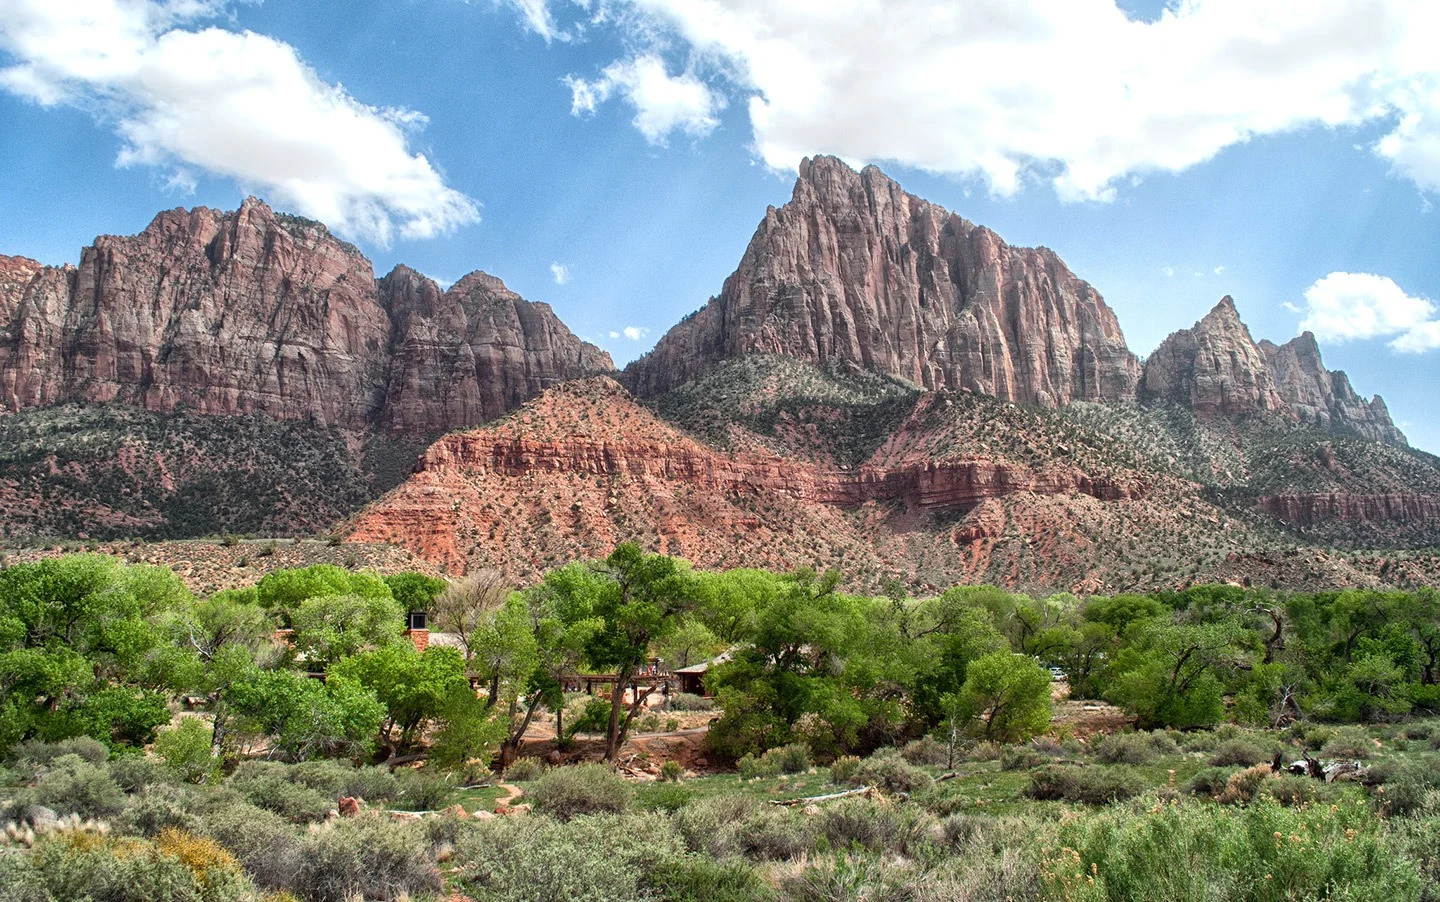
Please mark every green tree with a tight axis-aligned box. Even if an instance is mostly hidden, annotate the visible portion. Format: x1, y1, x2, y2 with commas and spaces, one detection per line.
228, 668, 384, 762
289, 593, 405, 669
255, 564, 391, 625
959, 651, 1053, 742
332, 644, 469, 754
383, 572, 448, 613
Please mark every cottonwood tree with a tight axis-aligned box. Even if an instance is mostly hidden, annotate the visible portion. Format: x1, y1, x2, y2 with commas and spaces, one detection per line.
432, 569, 509, 664
542, 543, 695, 761
959, 651, 1053, 742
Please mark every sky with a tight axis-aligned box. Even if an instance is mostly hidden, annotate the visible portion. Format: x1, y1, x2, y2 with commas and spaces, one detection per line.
1, 0, 1439, 450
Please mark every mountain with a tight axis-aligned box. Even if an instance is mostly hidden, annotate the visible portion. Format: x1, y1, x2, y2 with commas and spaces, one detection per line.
0, 199, 612, 538
1141, 297, 1406, 445
0, 198, 612, 429
348, 364, 1434, 593
624, 156, 1141, 406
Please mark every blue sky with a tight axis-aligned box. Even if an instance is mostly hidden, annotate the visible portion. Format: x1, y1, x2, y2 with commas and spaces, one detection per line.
1, 0, 1439, 451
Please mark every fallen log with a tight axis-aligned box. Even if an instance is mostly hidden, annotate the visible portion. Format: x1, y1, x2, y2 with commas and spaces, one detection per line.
769, 786, 874, 807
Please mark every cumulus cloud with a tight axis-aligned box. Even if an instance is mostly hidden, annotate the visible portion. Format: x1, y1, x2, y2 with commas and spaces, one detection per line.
545, 0, 1440, 201
550, 261, 571, 285
0, 0, 478, 245
607, 326, 650, 340
1297, 271, 1440, 353
566, 54, 722, 145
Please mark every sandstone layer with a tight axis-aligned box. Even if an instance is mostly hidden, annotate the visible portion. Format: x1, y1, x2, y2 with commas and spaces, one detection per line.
1259, 332, 1406, 446
0, 199, 612, 432
1257, 493, 1440, 526
625, 156, 1141, 406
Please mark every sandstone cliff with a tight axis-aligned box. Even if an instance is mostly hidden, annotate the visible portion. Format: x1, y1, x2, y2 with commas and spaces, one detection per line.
0, 200, 612, 433
625, 156, 1141, 405
1142, 298, 1406, 446
1259, 332, 1406, 446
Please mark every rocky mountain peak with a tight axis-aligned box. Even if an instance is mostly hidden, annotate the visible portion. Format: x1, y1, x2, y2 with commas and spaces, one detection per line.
1260, 332, 1407, 446
1142, 296, 1287, 415
625, 156, 1141, 405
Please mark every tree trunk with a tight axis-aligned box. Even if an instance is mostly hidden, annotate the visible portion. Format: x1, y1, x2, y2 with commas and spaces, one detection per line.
604, 670, 631, 762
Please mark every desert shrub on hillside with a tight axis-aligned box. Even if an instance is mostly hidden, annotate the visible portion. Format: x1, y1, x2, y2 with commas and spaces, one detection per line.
673, 793, 758, 857
762, 742, 812, 775
900, 736, 948, 766
829, 755, 862, 785
815, 799, 930, 856
226, 761, 332, 823
1322, 727, 1378, 760
0, 830, 256, 902
524, 764, 630, 821
647, 855, 774, 902
153, 719, 220, 784
197, 801, 304, 891
736, 808, 813, 861
503, 757, 545, 781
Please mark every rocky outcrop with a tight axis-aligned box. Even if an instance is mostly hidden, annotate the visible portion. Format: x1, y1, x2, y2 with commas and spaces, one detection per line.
379, 267, 614, 433
1142, 298, 1407, 446
1259, 332, 1406, 446
626, 156, 1141, 405
349, 377, 1146, 576
1142, 297, 1287, 415
0, 200, 611, 433
1258, 493, 1440, 526
0, 254, 41, 323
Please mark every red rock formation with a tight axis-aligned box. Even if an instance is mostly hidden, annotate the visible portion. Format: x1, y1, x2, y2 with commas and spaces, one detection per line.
379, 266, 614, 433
0, 200, 611, 432
1258, 493, 1440, 526
0, 254, 41, 323
1142, 297, 1287, 415
348, 377, 1146, 576
625, 156, 1141, 406
1259, 332, 1406, 446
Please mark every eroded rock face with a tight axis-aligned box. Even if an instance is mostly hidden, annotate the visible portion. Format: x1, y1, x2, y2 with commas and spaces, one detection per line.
0, 200, 611, 432
379, 267, 615, 433
625, 156, 1141, 405
1259, 332, 1407, 446
1142, 297, 1287, 415
1258, 493, 1440, 526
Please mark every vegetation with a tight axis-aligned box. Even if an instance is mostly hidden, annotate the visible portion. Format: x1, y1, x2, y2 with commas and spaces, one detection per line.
3, 549, 1440, 899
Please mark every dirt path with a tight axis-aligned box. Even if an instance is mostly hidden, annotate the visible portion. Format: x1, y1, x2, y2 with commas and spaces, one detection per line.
494, 782, 522, 809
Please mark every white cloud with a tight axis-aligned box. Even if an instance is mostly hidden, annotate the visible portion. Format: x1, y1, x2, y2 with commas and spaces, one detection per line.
545, 0, 1440, 201
623, 325, 650, 341
0, 0, 478, 245
1162, 266, 1175, 277
1213, 266, 1226, 275
503, 0, 570, 42
1297, 271, 1440, 352
566, 54, 722, 145
550, 261, 571, 285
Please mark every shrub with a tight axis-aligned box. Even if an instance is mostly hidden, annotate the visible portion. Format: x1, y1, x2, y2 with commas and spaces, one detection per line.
900, 736, 948, 766
119, 792, 200, 837
666, 718, 681, 732
458, 812, 684, 902
1027, 765, 1146, 804
761, 743, 811, 775
108, 755, 172, 794
154, 719, 220, 784
967, 740, 1003, 761
736, 809, 811, 861
198, 802, 304, 890
737, 753, 780, 780
226, 762, 332, 823
1402, 723, 1434, 741
1216, 764, 1273, 805
852, 750, 933, 794
660, 760, 684, 782
5, 832, 256, 902
504, 757, 545, 781
8, 737, 108, 771
647, 855, 773, 902
829, 755, 861, 785
640, 782, 693, 813
525, 764, 631, 821
1187, 766, 1241, 798
1093, 733, 1158, 765
815, 799, 928, 855
293, 813, 441, 902
667, 693, 713, 712
18, 754, 126, 819
637, 714, 663, 733
674, 794, 758, 857
1180, 730, 1220, 753
154, 828, 254, 899
392, 768, 453, 811
1045, 797, 1419, 902
1377, 757, 1440, 816
1209, 739, 1268, 768
1000, 745, 1048, 771
1262, 773, 1331, 807
569, 697, 613, 735
1322, 728, 1377, 760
